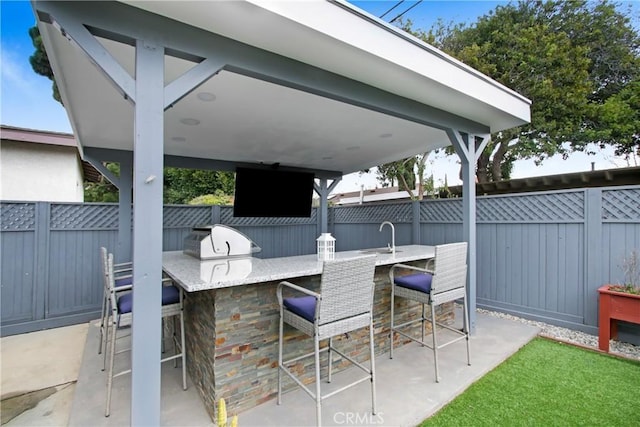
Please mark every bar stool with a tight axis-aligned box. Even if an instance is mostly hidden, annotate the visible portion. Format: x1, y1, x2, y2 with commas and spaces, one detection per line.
98, 246, 132, 361
389, 242, 470, 382
276, 255, 377, 427
103, 252, 187, 417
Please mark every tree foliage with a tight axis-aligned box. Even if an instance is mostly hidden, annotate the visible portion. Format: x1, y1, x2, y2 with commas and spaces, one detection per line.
375, 152, 434, 200
28, 26, 61, 103
164, 169, 235, 205
83, 163, 235, 204
596, 78, 640, 158
188, 191, 234, 206
84, 163, 120, 203
400, 0, 640, 182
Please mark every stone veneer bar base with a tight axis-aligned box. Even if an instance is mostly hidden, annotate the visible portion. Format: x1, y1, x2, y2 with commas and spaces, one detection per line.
184, 263, 454, 420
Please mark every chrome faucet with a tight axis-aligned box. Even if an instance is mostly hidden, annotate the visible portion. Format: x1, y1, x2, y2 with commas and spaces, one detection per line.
379, 221, 395, 254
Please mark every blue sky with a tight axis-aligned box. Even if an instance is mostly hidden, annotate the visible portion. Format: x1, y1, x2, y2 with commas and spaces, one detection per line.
1, 0, 71, 132
0, 1, 637, 192
351, 0, 508, 28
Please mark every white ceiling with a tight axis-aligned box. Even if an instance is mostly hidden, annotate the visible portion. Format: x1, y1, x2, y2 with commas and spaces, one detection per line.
63, 37, 450, 173
37, 0, 531, 177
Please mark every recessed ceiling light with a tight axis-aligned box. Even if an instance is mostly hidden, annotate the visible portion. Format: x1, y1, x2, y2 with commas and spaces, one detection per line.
180, 118, 200, 126
379, 133, 393, 138
346, 146, 360, 151
197, 92, 216, 102
171, 136, 186, 142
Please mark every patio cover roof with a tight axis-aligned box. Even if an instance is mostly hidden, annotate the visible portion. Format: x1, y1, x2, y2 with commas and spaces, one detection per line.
33, 0, 530, 424
37, 0, 530, 177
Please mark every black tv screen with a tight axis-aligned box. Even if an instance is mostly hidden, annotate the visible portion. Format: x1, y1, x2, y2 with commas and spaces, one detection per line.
233, 167, 314, 217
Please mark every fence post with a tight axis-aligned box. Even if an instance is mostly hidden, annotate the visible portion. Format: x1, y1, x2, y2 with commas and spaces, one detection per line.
412, 200, 421, 244
328, 205, 335, 236
211, 205, 221, 224
34, 202, 50, 321
584, 188, 603, 327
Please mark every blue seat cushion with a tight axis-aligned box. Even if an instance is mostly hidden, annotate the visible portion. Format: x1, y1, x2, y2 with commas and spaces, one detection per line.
394, 272, 433, 294
283, 296, 316, 322
117, 285, 180, 314
115, 276, 133, 288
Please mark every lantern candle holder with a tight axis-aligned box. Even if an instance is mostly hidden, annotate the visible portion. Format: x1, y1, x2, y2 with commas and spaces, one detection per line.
316, 233, 336, 261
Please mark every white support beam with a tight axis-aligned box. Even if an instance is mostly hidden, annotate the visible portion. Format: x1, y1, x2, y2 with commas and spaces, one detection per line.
43, 8, 136, 103
164, 57, 225, 110
447, 129, 470, 161
328, 179, 341, 194
130, 38, 165, 425
314, 178, 341, 235
448, 130, 490, 334
82, 154, 121, 188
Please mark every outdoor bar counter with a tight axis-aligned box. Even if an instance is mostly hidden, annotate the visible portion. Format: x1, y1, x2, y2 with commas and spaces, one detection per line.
162, 245, 453, 419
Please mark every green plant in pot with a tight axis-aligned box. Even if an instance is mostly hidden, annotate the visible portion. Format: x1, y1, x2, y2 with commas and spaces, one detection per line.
598, 249, 640, 351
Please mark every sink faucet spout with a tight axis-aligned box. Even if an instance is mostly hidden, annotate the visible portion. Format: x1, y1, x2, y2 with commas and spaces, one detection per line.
379, 221, 395, 254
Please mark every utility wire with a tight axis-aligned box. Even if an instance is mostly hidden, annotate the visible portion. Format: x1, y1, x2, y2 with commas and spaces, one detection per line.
389, 0, 424, 23
379, 0, 405, 19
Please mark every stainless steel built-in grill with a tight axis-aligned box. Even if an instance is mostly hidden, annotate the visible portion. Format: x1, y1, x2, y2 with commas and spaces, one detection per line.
183, 224, 261, 260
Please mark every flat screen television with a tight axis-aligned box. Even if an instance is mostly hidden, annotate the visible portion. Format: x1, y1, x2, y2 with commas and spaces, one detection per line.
233, 167, 314, 217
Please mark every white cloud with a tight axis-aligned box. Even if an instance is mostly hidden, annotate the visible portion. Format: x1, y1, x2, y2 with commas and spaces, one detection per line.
0, 42, 71, 132
0, 44, 40, 98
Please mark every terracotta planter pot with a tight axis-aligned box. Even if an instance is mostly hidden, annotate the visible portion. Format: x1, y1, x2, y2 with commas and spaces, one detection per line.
598, 285, 640, 352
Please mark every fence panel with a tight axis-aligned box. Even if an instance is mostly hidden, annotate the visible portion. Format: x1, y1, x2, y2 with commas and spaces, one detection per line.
163, 205, 216, 251
473, 191, 587, 330
47, 203, 120, 321
601, 188, 640, 279
477, 222, 585, 325
331, 203, 413, 251
419, 198, 464, 245
2, 186, 639, 339
221, 206, 319, 258
602, 224, 640, 283
1, 229, 37, 324
1, 203, 38, 326
47, 229, 116, 317
332, 223, 414, 251
600, 187, 640, 342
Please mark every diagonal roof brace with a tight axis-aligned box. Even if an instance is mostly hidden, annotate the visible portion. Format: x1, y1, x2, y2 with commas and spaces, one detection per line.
37, 9, 137, 104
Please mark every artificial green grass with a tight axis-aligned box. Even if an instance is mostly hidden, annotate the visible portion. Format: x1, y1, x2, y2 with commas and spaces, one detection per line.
421, 337, 640, 427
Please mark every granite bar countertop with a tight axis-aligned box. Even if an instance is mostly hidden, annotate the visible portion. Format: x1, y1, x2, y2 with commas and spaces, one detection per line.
162, 245, 435, 292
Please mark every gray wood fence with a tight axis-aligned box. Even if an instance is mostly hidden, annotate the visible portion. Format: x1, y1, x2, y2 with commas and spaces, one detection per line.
2, 185, 639, 341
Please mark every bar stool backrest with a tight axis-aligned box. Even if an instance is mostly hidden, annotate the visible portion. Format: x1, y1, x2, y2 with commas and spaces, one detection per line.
430, 242, 468, 295
317, 255, 376, 325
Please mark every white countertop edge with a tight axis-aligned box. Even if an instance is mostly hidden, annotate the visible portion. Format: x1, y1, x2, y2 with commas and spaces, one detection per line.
163, 245, 435, 292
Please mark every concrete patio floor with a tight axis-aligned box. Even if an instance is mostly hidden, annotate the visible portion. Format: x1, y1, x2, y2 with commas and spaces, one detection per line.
64, 308, 539, 426
1, 307, 539, 426
1, 323, 89, 426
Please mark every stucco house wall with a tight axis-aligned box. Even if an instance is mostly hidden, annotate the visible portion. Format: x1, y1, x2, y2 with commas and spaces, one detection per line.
0, 126, 84, 202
